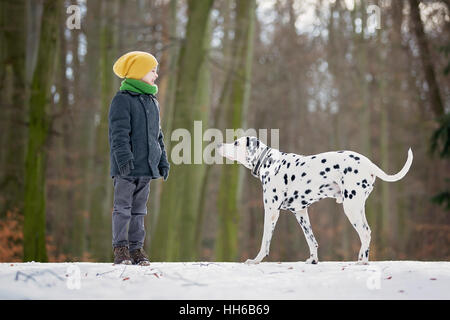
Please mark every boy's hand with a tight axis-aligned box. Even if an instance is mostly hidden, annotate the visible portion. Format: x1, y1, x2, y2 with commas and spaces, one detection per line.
159, 166, 169, 181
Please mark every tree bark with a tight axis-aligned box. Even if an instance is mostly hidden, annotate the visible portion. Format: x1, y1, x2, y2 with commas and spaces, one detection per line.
216, 0, 256, 261
79, 0, 102, 260
23, 0, 60, 262
89, 0, 119, 261
409, 0, 445, 118
0, 0, 27, 218
151, 0, 215, 261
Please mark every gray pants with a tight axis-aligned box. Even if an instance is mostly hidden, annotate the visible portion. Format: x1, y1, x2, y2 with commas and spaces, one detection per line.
112, 176, 151, 251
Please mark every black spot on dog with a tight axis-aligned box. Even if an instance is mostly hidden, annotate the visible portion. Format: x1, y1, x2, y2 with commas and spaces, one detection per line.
287, 162, 291, 168
355, 157, 360, 161
301, 200, 308, 205
354, 169, 358, 174
307, 179, 311, 184
274, 195, 278, 201
320, 171, 325, 175
333, 164, 340, 169
347, 167, 352, 172
344, 190, 348, 198
301, 172, 307, 177
284, 174, 288, 185
273, 188, 276, 192
325, 167, 330, 172
321, 159, 327, 163
291, 175, 295, 181
311, 156, 316, 159
351, 190, 356, 196
305, 189, 311, 194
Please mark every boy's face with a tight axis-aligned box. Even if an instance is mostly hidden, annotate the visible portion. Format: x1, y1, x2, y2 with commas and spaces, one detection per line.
141, 67, 158, 85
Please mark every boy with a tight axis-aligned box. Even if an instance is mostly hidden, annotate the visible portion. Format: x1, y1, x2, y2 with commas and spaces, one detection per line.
109, 51, 170, 265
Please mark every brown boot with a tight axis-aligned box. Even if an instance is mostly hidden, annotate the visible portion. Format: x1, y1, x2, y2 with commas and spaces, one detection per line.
130, 248, 150, 266
113, 246, 132, 265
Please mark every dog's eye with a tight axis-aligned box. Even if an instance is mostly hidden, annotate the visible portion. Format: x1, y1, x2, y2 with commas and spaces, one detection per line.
234, 141, 239, 146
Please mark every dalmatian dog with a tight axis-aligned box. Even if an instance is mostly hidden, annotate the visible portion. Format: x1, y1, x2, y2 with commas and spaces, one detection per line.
216, 136, 413, 265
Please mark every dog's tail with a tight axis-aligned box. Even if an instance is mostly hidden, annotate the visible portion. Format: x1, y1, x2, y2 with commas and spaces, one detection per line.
370, 148, 413, 182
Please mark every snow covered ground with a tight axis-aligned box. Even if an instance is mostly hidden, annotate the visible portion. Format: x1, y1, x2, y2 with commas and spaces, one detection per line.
0, 261, 448, 300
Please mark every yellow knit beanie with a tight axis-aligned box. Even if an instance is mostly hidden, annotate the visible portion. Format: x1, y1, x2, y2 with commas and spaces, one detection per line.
113, 51, 158, 79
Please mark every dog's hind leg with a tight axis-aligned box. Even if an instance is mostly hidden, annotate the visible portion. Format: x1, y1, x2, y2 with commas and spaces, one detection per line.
293, 209, 319, 264
245, 207, 280, 264
342, 199, 371, 264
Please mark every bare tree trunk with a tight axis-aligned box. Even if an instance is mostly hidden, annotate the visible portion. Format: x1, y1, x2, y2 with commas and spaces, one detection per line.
147, 0, 180, 240
216, 0, 256, 261
409, 0, 445, 118
0, 0, 27, 217
86, 0, 120, 261
23, 0, 60, 262
80, 0, 101, 260
194, 0, 233, 256
151, 0, 214, 261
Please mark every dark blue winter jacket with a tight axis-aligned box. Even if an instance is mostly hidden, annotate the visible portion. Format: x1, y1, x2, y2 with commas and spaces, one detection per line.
108, 90, 170, 179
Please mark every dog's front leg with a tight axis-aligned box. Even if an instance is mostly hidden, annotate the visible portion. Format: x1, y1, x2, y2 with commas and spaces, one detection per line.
245, 207, 280, 264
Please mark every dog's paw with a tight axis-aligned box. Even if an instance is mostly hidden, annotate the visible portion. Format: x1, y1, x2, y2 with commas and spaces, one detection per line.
356, 260, 369, 265
245, 259, 260, 265
305, 258, 318, 264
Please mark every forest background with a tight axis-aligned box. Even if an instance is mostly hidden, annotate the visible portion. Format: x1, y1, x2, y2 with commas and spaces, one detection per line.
0, 0, 449, 263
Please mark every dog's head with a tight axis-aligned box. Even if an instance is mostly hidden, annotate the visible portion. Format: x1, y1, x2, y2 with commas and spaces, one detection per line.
216, 136, 267, 170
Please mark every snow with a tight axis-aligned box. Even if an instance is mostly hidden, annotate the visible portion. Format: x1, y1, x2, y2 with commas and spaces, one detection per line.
0, 261, 449, 299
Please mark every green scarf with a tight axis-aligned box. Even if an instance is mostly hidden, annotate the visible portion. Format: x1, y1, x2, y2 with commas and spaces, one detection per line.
120, 78, 158, 95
